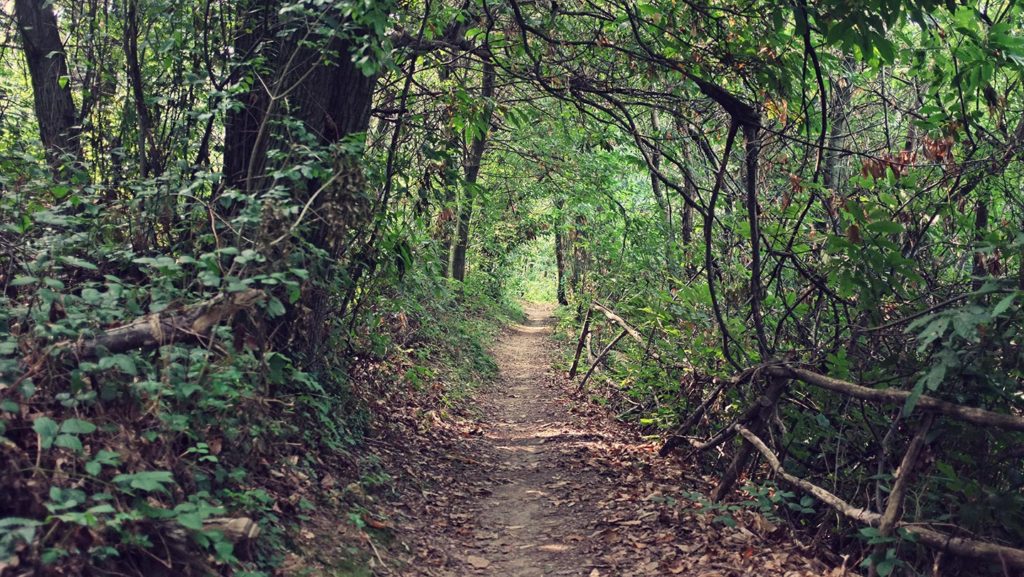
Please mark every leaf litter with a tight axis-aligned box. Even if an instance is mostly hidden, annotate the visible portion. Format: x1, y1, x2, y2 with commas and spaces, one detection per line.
357, 305, 854, 577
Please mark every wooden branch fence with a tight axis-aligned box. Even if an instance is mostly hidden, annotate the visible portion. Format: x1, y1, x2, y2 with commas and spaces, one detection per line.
568, 300, 1024, 570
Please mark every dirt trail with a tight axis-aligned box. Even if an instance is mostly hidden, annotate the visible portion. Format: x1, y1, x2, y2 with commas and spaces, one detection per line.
385, 305, 837, 577
458, 304, 594, 576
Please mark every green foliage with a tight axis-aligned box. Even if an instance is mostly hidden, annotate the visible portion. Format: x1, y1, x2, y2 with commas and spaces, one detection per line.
3, 0, 1024, 574
508, 236, 559, 303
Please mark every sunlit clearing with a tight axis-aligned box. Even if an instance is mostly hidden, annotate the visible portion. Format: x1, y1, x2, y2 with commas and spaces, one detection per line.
508, 235, 559, 304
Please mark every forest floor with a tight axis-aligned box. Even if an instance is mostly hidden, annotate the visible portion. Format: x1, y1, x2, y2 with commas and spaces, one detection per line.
346, 305, 847, 577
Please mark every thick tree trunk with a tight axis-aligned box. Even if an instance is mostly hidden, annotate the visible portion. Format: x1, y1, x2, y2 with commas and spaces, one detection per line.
221, 0, 276, 193
449, 196, 473, 282
221, 3, 382, 363
449, 57, 496, 283
15, 0, 81, 175
436, 62, 460, 278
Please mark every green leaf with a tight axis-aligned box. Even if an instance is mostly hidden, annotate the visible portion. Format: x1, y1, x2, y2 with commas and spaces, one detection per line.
903, 378, 925, 415
992, 293, 1016, 316
712, 515, 736, 527
213, 540, 235, 562
112, 471, 175, 493
876, 557, 896, 576
265, 297, 286, 318
921, 363, 946, 391
875, 37, 896, 64
54, 434, 83, 453
60, 419, 96, 434
86, 449, 121, 476
98, 354, 137, 375
859, 526, 882, 538
33, 417, 59, 449
176, 512, 205, 530
60, 256, 98, 271
866, 220, 904, 234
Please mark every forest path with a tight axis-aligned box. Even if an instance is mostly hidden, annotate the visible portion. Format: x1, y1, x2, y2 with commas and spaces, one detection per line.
447, 303, 593, 577
382, 305, 835, 577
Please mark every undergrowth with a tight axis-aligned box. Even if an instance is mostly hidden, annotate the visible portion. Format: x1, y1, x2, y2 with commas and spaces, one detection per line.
0, 253, 519, 576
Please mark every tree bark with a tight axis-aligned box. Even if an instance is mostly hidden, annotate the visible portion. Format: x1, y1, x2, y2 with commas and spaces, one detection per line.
711, 377, 786, 501
123, 0, 159, 177
737, 424, 1024, 570
767, 365, 1024, 430
220, 2, 384, 363
555, 227, 568, 304
554, 198, 568, 304
52, 290, 263, 358
15, 0, 82, 175
568, 304, 592, 378
450, 56, 496, 282
821, 56, 855, 233
649, 109, 679, 279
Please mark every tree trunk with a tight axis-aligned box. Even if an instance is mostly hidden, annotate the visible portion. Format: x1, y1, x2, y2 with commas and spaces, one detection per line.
123, 0, 159, 178
221, 2, 383, 363
450, 57, 496, 282
449, 200, 472, 282
555, 217, 568, 305
649, 109, 679, 279
821, 56, 855, 233
972, 196, 989, 292
570, 214, 587, 302
15, 0, 82, 176
711, 377, 787, 501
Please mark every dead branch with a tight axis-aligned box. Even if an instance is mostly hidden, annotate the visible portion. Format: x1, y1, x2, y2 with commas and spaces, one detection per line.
767, 365, 1024, 432
577, 329, 627, 392
592, 301, 643, 344
568, 304, 592, 378
736, 425, 1024, 569
659, 365, 762, 456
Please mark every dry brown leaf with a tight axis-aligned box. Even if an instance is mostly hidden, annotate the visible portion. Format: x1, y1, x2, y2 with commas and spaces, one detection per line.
466, 555, 491, 569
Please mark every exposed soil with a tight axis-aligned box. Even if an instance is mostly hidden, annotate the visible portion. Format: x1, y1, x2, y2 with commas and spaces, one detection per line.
369, 305, 845, 577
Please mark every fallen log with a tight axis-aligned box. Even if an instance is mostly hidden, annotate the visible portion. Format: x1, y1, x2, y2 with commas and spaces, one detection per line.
54, 289, 264, 358
202, 517, 261, 542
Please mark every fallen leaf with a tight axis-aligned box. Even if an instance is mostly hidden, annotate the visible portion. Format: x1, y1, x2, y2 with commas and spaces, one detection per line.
466, 555, 491, 569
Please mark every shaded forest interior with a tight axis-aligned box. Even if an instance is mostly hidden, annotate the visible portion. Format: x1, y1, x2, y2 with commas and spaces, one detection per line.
2, 0, 1024, 576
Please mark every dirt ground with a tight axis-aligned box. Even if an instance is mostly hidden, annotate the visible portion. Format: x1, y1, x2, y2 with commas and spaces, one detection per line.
367, 305, 845, 577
